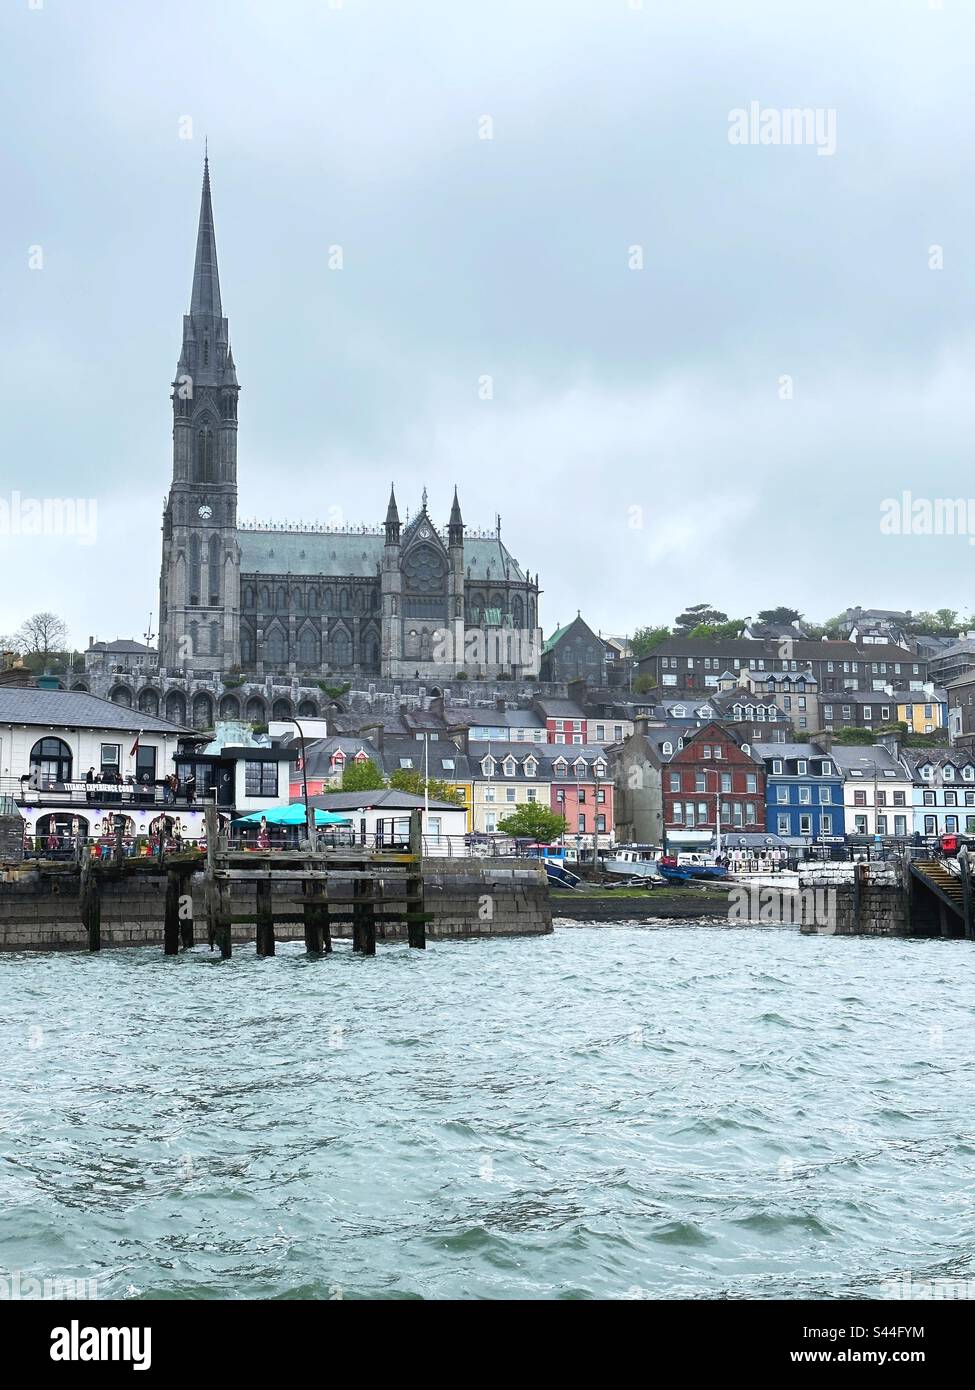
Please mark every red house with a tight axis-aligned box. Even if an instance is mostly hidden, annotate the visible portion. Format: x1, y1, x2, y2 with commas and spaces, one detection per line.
548, 747, 613, 850
662, 722, 765, 850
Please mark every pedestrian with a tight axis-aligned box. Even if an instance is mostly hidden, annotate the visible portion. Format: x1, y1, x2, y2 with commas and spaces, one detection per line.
184, 774, 196, 806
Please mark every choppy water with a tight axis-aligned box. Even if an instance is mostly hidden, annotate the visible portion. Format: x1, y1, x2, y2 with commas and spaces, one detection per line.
1, 923, 974, 1300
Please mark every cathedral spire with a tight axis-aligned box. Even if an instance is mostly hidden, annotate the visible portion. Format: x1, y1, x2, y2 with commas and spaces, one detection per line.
190, 155, 222, 318
384, 483, 401, 544
448, 485, 464, 547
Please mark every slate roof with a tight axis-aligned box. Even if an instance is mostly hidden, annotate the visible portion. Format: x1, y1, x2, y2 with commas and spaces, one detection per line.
751, 742, 832, 760
308, 789, 462, 811
239, 529, 527, 582
829, 745, 908, 778
87, 638, 156, 654
0, 688, 190, 734
642, 638, 917, 662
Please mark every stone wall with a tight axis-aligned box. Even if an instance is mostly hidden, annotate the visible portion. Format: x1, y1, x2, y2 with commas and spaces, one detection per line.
0, 814, 25, 863
797, 861, 911, 937
0, 858, 551, 951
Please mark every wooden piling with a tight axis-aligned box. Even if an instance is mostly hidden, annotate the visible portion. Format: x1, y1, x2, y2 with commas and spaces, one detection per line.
302, 872, 329, 955
164, 867, 181, 955
406, 808, 426, 949
351, 876, 366, 953
79, 847, 101, 952
179, 869, 194, 949
256, 877, 275, 956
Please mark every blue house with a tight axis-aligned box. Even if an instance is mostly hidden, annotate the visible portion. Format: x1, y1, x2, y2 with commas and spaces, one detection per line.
753, 741, 845, 845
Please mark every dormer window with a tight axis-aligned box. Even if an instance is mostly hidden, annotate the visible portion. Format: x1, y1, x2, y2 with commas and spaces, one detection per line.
943, 765, 955, 781
662, 741, 673, 756
772, 759, 783, 774
503, 758, 517, 777
481, 756, 496, 777
524, 758, 537, 777
964, 766, 974, 781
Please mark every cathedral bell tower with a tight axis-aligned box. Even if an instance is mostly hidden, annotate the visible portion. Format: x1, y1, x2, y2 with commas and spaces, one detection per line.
158, 156, 241, 675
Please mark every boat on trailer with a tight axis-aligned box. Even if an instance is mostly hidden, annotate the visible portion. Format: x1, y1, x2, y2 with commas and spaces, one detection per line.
603, 845, 666, 883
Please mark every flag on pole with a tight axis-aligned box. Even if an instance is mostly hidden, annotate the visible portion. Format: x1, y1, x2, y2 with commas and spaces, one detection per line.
130, 730, 142, 758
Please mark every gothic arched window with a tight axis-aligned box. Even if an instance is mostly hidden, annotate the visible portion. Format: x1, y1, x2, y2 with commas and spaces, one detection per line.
195, 423, 215, 482
265, 626, 287, 667
241, 627, 255, 665
189, 535, 201, 605
298, 627, 319, 667
209, 620, 220, 656
208, 535, 221, 605
332, 628, 351, 667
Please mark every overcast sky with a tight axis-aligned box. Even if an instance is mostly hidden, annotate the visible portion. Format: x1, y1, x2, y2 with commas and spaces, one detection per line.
2, 0, 974, 651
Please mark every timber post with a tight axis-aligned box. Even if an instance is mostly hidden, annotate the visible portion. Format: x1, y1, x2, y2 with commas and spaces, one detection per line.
179, 868, 194, 949
79, 846, 101, 952
407, 808, 426, 949
256, 877, 275, 956
164, 867, 181, 955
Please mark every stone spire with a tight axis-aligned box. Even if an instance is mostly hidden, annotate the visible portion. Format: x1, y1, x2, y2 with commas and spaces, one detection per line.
190, 155, 222, 318
448, 485, 464, 547
384, 483, 400, 544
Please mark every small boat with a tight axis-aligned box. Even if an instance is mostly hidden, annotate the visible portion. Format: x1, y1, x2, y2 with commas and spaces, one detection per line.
657, 853, 729, 883
604, 844, 665, 883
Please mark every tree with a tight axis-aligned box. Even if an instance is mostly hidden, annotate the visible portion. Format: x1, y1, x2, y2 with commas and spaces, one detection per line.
497, 804, 567, 843
685, 619, 744, 641
337, 758, 385, 792
15, 611, 68, 658
633, 673, 657, 694
756, 607, 802, 626
674, 604, 727, 634
389, 768, 464, 804
631, 625, 670, 657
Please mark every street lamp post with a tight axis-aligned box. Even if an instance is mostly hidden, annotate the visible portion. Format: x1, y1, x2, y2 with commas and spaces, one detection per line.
289, 717, 314, 848
702, 765, 722, 857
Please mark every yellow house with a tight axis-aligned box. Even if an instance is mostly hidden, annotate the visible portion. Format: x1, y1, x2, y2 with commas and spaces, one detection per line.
897, 692, 947, 734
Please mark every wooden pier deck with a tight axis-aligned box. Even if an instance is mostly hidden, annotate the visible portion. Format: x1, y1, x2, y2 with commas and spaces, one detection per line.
78, 803, 431, 956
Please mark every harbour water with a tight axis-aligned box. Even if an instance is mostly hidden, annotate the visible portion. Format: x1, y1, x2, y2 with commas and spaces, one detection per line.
1, 923, 973, 1300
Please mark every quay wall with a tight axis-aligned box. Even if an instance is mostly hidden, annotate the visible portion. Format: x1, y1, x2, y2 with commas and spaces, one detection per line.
796, 862, 911, 937
0, 858, 552, 951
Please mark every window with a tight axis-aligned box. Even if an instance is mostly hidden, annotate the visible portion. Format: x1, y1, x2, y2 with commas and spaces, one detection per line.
527, 787, 537, 802
894, 816, 907, 836
776, 786, 789, 803
946, 815, 959, 833
777, 813, 791, 835
695, 772, 707, 792
798, 786, 811, 804
819, 787, 831, 804
244, 761, 278, 797
854, 790, 867, 806
876, 791, 886, 806
669, 772, 681, 792
821, 813, 832, 833
721, 772, 731, 793
746, 774, 757, 793
924, 815, 936, 835
893, 792, 906, 807
578, 815, 586, 833
799, 813, 811, 835
876, 815, 888, 835
745, 803, 756, 825
506, 788, 516, 803
945, 791, 958, 806
399, 758, 414, 769
100, 743, 121, 778
484, 788, 495, 802
672, 802, 683, 822
796, 760, 807, 776
441, 759, 455, 771
29, 737, 72, 786
578, 789, 587, 803
855, 815, 867, 834
771, 759, 783, 775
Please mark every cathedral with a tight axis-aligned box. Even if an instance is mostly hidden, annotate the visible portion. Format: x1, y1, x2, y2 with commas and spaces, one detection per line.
158, 160, 541, 682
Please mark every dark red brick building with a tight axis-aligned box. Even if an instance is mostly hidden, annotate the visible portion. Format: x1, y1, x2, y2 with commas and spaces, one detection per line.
662, 722, 766, 848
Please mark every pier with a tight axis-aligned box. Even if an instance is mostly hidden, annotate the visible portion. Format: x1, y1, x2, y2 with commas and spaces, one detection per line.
76, 803, 429, 955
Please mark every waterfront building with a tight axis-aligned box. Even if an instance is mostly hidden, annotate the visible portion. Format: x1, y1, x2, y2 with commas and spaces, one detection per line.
531, 696, 589, 744
0, 687, 189, 845
156, 159, 541, 683
902, 748, 975, 838
753, 741, 844, 845
609, 722, 680, 846
819, 687, 947, 735
831, 741, 914, 839
468, 742, 552, 836
662, 722, 766, 849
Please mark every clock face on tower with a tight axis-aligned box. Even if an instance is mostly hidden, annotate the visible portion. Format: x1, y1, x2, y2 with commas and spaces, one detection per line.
197, 504, 213, 520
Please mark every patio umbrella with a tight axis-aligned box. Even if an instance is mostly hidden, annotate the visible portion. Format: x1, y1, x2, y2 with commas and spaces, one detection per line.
233, 804, 352, 826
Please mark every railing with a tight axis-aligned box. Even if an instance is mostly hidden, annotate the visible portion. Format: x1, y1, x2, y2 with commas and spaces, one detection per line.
4, 776, 204, 810
17, 829, 538, 863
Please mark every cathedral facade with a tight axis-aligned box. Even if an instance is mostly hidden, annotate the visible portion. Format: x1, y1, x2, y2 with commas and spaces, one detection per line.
158, 162, 541, 682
